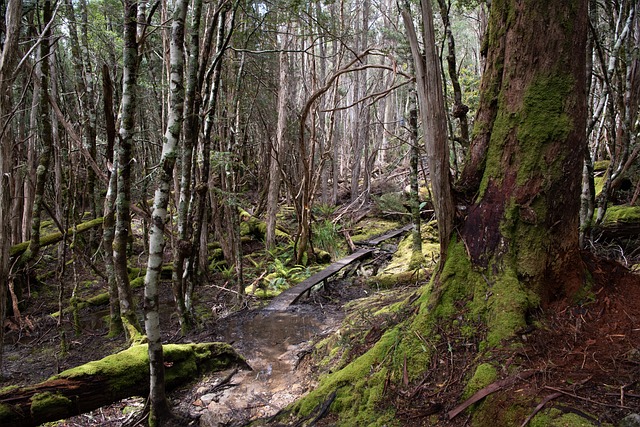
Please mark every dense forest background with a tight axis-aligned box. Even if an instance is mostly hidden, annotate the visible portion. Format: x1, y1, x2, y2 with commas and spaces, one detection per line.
0, 0, 639, 425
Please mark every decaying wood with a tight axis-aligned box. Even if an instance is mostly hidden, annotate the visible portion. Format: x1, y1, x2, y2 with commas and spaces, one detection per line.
0, 342, 250, 427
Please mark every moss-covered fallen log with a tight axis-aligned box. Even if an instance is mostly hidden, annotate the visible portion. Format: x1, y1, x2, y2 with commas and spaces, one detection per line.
594, 205, 640, 240
9, 217, 104, 258
0, 342, 250, 427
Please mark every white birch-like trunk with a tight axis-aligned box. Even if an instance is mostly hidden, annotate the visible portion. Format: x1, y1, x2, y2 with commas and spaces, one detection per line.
144, 0, 188, 421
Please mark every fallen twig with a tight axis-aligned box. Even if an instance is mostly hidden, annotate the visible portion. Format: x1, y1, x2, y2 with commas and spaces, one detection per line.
543, 385, 632, 409
520, 392, 562, 427
447, 370, 536, 420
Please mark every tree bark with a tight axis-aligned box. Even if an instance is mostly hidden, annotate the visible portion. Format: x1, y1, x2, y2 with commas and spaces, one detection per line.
172, 0, 204, 334
408, 84, 423, 269
0, 343, 249, 427
456, 0, 588, 302
101, 65, 123, 336
143, 0, 188, 420
0, 0, 23, 372
401, 0, 455, 261
114, 0, 142, 337
20, 0, 54, 267
266, 26, 291, 250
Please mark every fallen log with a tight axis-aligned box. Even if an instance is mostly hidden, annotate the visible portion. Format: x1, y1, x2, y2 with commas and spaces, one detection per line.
0, 342, 250, 427
593, 205, 640, 241
9, 217, 104, 258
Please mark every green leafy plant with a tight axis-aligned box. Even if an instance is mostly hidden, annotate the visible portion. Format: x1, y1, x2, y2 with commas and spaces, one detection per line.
312, 219, 343, 259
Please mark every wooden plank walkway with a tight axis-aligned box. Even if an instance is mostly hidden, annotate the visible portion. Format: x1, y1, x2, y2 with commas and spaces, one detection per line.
264, 248, 375, 310
264, 223, 414, 311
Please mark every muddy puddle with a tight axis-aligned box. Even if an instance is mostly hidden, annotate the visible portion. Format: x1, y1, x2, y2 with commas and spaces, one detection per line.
193, 305, 343, 426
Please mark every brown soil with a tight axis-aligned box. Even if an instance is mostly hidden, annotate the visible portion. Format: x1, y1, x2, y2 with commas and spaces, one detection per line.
389, 252, 640, 426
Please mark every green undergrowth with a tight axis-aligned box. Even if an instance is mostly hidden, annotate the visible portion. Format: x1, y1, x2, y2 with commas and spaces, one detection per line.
289, 239, 541, 425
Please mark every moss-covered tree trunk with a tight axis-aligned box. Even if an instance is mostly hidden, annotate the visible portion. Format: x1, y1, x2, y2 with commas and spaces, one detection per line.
407, 84, 423, 270
457, 0, 588, 301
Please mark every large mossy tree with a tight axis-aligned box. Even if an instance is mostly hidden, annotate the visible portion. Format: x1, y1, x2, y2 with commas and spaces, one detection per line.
291, 0, 589, 425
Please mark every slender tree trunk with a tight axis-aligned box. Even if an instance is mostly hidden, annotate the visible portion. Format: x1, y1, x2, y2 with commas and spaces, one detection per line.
401, 0, 455, 260
408, 84, 423, 269
114, 0, 142, 338
64, 0, 98, 242
192, 3, 236, 294
144, 0, 188, 421
172, 0, 203, 334
266, 27, 290, 250
436, 0, 470, 147
0, 0, 22, 373
20, 0, 54, 267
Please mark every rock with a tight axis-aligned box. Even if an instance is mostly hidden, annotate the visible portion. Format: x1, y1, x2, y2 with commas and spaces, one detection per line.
200, 393, 217, 406
620, 414, 640, 427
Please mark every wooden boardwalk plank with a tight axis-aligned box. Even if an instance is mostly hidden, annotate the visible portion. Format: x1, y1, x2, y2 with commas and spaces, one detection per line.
264, 248, 374, 311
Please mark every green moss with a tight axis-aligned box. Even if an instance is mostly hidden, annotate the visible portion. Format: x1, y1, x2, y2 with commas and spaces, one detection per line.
31, 391, 73, 421
365, 270, 425, 289
529, 408, 607, 427
350, 219, 401, 244
515, 75, 573, 186
471, 393, 531, 427
128, 267, 142, 279
593, 160, 610, 172
485, 268, 539, 347
55, 343, 242, 395
292, 328, 400, 426
0, 385, 18, 394
463, 363, 497, 399
9, 217, 105, 257
380, 224, 439, 275
0, 403, 12, 422
478, 74, 575, 199
594, 176, 604, 196
130, 276, 145, 289
85, 292, 110, 306
600, 205, 640, 226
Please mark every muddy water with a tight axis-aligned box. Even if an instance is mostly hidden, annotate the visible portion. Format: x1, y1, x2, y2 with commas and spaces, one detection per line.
199, 307, 342, 426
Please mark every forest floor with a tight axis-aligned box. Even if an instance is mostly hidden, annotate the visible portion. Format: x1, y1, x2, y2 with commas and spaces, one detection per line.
2, 223, 640, 427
